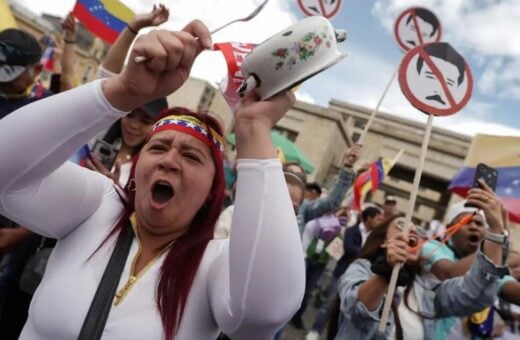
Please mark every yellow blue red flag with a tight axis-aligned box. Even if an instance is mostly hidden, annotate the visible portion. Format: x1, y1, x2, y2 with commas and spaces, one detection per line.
353, 157, 396, 211
449, 134, 520, 222
72, 0, 134, 44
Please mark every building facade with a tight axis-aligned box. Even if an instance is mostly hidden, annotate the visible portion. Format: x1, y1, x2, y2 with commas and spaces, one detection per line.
169, 77, 473, 226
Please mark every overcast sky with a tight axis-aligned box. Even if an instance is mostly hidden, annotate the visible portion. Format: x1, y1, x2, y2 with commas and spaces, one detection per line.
14, 0, 520, 136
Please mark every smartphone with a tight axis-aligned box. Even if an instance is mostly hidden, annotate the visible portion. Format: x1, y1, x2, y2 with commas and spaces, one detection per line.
473, 163, 498, 191
465, 163, 498, 207
91, 140, 118, 170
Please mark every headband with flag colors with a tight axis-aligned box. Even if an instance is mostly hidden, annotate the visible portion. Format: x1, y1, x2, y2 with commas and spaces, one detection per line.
150, 115, 224, 156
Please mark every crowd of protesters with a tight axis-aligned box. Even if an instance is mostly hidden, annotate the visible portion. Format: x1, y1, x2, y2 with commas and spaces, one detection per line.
0, 5, 518, 340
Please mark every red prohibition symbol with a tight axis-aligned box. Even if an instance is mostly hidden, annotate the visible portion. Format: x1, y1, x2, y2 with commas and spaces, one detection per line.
394, 7, 442, 52
399, 42, 473, 116
297, 0, 342, 19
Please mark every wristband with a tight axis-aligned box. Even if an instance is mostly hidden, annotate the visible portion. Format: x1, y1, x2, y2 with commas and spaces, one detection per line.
127, 24, 139, 35
485, 230, 508, 244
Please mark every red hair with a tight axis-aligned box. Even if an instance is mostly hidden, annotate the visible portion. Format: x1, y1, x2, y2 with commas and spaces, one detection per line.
108, 108, 225, 338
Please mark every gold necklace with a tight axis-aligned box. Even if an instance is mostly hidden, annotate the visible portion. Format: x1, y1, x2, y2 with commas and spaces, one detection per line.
113, 216, 176, 306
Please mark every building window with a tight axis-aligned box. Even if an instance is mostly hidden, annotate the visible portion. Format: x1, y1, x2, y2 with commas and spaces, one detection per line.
354, 119, 366, 129
351, 132, 360, 143
273, 126, 298, 142
198, 86, 215, 111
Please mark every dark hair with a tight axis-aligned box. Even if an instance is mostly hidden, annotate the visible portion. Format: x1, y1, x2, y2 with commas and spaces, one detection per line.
416, 42, 466, 85
406, 8, 440, 37
361, 206, 382, 223
101, 108, 225, 339
305, 182, 322, 195
358, 214, 401, 261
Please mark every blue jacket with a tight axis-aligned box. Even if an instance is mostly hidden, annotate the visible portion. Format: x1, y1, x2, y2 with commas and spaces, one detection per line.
335, 243, 509, 339
297, 167, 355, 233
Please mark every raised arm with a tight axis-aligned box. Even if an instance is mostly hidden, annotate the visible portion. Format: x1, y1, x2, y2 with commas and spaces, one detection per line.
207, 92, 305, 339
101, 4, 169, 74
298, 144, 360, 226
60, 12, 77, 91
0, 24, 212, 238
435, 182, 509, 316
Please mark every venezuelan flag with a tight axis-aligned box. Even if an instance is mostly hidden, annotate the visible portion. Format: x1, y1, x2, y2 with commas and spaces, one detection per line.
449, 134, 520, 222
72, 0, 134, 44
353, 157, 397, 210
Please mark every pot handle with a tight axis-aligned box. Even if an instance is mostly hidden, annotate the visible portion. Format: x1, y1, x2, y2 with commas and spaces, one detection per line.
236, 74, 260, 97
335, 29, 347, 43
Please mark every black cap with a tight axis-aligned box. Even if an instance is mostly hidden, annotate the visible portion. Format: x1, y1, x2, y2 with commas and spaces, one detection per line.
0, 29, 42, 82
141, 97, 168, 120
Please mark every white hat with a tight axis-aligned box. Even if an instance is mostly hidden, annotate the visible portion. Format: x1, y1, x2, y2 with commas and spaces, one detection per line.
444, 200, 488, 228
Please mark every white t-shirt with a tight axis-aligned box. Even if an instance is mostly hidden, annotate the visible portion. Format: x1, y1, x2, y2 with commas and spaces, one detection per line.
389, 284, 424, 340
0, 80, 305, 339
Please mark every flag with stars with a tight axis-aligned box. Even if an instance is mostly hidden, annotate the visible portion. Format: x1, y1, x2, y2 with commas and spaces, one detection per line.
73, 0, 134, 44
449, 134, 520, 222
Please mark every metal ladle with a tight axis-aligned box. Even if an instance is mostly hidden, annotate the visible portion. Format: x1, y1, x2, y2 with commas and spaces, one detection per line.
134, 0, 269, 63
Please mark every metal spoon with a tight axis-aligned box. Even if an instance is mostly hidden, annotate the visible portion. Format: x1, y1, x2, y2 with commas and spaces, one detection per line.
134, 0, 269, 63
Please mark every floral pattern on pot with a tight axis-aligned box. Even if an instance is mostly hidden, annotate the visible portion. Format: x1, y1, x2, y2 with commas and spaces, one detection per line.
272, 28, 334, 70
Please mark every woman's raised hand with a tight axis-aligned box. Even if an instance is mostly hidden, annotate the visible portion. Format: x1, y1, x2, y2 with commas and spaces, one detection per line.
384, 232, 410, 267
103, 20, 212, 112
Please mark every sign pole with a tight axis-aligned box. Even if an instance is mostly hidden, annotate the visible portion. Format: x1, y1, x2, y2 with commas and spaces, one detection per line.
378, 113, 434, 332
358, 67, 398, 145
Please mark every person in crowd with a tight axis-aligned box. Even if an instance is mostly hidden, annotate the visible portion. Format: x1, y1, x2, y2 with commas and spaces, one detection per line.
0, 28, 48, 118
420, 197, 520, 339
334, 181, 509, 339
297, 145, 361, 234
55, 12, 78, 92
284, 162, 307, 180
496, 250, 520, 337
215, 170, 305, 240
294, 209, 345, 330
305, 206, 383, 339
0, 22, 305, 340
0, 23, 76, 337
86, 5, 170, 187
382, 194, 398, 220
305, 182, 322, 201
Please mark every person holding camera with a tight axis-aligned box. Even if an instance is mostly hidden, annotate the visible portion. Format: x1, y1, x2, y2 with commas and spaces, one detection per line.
0, 20, 305, 340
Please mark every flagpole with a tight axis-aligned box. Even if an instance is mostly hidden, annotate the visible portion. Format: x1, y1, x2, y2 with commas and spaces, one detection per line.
378, 113, 434, 332
391, 149, 404, 167
358, 66, 399, 145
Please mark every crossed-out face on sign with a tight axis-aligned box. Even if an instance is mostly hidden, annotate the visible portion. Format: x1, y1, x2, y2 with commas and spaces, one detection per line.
399, 42, 473, 116
297, 0, 342, 20
394, 7, 441, 52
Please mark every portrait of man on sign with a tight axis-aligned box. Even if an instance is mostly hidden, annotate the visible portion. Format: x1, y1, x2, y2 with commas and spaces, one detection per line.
395, 7, 441, 51
404, 8, 440, 46
414, 42, 466, 109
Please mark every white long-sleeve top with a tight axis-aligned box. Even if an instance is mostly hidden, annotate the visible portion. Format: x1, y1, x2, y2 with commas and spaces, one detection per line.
0, 80, 305, 340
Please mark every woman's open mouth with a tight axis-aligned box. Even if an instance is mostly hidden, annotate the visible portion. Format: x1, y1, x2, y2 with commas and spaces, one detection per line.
151, 180, 175, 207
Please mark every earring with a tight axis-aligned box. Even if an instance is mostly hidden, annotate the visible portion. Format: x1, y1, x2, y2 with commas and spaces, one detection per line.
127, 179, 136, 192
